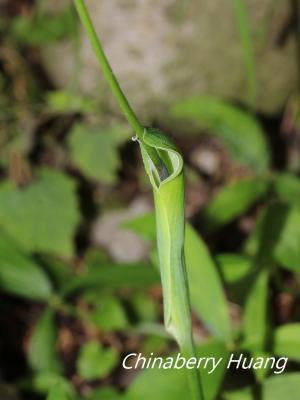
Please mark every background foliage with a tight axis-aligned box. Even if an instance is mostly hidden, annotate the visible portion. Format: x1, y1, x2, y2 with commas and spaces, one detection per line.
0, 1, 300, 399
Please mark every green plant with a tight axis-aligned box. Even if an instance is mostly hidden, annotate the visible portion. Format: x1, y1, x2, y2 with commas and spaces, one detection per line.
73, 0, 204, 398
1, 2, 300, 399
233, 0, 257, 110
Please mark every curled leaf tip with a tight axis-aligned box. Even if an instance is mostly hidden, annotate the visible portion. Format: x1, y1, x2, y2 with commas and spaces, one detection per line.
138, 127, 184, 189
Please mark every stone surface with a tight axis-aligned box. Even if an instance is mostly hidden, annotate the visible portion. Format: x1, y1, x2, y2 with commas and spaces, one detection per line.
43, 0, 297, 117
91, 197, 152, 262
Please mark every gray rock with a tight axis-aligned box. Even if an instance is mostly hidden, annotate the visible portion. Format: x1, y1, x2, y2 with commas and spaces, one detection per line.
91, 197, 152, 262
43, 0, 297, 116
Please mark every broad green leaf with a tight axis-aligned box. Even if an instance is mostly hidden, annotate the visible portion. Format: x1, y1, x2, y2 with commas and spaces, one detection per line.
0, 233, 52, 300
216, 253, 252, 284
124, 213, 231, 340
61, 263, 159, 296
202, 177, 269, 231
243, 269, 269, 351
172, 96, 270, 171
77, 342, 118, 381
262, 373, 300, 400
47, 384, 72, 400
32, 373, 74, 396
273, 173, 300, 207
124, 340, 228, 400
28, 309, 62, 373
68, 123, 130, 183
0, 169, 80, 258
87, 294, 128, 331
274, 324, 300, 361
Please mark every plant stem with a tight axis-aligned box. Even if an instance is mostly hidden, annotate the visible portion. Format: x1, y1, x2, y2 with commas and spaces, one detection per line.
73, 0, 144, 140
234, 0, 257, 111
73, 2, 204, 398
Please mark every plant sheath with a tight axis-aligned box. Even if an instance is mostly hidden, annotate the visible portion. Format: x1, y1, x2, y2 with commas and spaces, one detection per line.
73, 1, 204, 398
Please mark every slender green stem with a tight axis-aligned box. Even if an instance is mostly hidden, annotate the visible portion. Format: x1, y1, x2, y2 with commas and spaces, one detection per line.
73, 0, 168, 174
73, 0, 144, 140
234, 0, 257, 110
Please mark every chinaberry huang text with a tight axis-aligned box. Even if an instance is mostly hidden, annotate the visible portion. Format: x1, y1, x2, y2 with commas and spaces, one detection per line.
122, 353, 288, 374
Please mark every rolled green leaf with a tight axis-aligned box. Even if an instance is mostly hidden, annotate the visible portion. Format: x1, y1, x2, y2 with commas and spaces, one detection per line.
72, 2, 204, 397
137, 127, 204, 400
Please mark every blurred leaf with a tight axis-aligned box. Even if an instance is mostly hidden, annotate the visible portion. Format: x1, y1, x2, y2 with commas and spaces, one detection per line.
11, 8, 77, 45
85, 249, 112, 269
223, 387, 254, 400
216, 253, 252, 284
224, 375, 300, 400
142, 336, 169, 355
273, 173, 300, 207
28, 309, 62, 373
274, 207, 300, 273
274, 324, 300, 361
32, 373, 74, 396
172, 96, 270, 171
0, 168, 80, 258
251, 350, 273, 383
130, 292, 159, 322
68, 123, 130, 183
203, 177, 269, 231
243, 270, 269, 351
41, 256, 73, 288
124, 340, 228, 400
47, 383, 72, 400
87, 294, 128, 331
123, 213, 156, 241
262, 373, 300, 399
46, 90, 96, 114
246, 203, 300, 273
77, 342, 118, 381
185, 225, 231, 340
62, 263, 159, 296
125, 213, 231, 340
85, 387, 121, 400
0, 233, 52, 300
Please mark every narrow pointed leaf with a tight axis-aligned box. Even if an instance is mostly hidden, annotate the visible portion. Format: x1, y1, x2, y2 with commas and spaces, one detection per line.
28, 309, 62, 373
202, 177, 269, 231
172, 96, 270, 172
